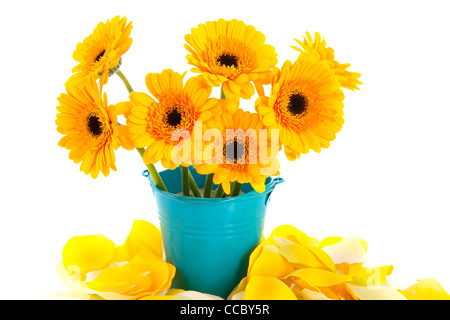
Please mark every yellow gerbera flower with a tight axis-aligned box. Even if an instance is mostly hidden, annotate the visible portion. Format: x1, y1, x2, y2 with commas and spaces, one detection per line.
68, 16, 133, 87
56, 77, 121, 178
185, 19, 278, 113
194, 109, 279, 194
292, 31, 362, 91
125, 70, 222, 169
255, 55, 345, 161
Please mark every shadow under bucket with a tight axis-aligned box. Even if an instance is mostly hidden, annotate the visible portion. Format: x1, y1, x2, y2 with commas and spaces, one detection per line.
144, 166, 284, 299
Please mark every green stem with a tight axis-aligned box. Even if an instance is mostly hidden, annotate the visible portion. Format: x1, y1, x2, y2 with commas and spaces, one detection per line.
220, 84, 226, 99
116, 69, 134, 94
180, 166, 190, 196
213, 84, 227, 199
230, 182, 242, 197
188, 171, 202, 198
203, 173, 214, 198
116, 71, 166, 192
136, 148, 167, 192
214, 184, 224, 198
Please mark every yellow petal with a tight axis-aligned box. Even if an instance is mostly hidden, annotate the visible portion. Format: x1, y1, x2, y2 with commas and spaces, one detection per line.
244, 276, 297, 300
139, 295, 182, 300
320, 236, 368, 251
87, 260, 151, 295
339, 263, 393, 287
173, 291, 223, 300
130, 92, 155, 107
131, 251, 173, 294
113, 101, 132, 117
248, 244, 295, 279
222, 181, 231, 194
399, 279, 450, 300
228, 277, 248, 300
118, 125, 135, 150
114, 220, 163, 261
296, 288, 333, 300
347, 284, 407, 300
320, 237, 368, 264
279, 243, 327, 269
62, 235, 115, 276
267, 225, 310, 246
307, 246, 336, 272
287, 268, 352, 287
250, 181, 265, 193
87, 251, 174, 297
263, 112, 276, 126
166, 288, 186, 296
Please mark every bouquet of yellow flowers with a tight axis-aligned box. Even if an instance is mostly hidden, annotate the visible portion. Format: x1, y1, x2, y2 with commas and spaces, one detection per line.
56, 16, 361, 198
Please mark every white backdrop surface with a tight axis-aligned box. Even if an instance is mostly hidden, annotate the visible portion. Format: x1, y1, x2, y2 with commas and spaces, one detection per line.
0, 0, 449, 299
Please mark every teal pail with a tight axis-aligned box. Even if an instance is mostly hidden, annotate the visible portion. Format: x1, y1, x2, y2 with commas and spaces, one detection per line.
144, 166, 284, 298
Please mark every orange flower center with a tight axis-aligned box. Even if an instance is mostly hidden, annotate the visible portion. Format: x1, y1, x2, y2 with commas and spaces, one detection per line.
218, 133, 258, 171
207, 36, 257, 80
274, 80, 320, 133
149, 95, 199, 144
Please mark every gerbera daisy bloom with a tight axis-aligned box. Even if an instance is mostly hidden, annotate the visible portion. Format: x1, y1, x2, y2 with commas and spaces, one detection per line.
195, 109, 279, 194
125, 70, 222, 170
184, 19, 278, 113
255, 55, 345, 161
67, 16, 133, 87
291, 31, 362, 91
56, 77, 120, 178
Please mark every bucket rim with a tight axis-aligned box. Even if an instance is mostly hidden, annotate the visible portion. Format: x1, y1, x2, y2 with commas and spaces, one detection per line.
143, 168, 284, 203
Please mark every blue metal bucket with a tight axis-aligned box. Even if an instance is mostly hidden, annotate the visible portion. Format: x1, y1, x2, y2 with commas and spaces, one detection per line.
143, 166, 284, 298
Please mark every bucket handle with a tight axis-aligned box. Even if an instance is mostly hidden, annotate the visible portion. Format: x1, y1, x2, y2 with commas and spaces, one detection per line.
273, 177, 284, 185
142, 170, 155, 195
265, 177, 284, 205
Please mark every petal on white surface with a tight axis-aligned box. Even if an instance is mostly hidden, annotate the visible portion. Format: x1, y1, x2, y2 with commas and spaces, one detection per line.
347, 284, 407, 300
321, 238, 368, 264
175, 290, 224, 300
230, 291, 246, 300
298, 289, 333, 300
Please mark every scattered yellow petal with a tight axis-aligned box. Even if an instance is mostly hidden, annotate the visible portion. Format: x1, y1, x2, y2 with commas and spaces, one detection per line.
228, 277, 248, 300
320, 237, 368, 264
399, 279, 450, 300
244, 276, 297, 300
248, 245, 295, 279
288, 268, 353, 287
62, 235, 115, 276
347, 283, 407, 300
337, 263, 393, 287
279, 242, 328, 269
297, 288, 333, 300
114, 220, 163, 261
267, 225, 311, 246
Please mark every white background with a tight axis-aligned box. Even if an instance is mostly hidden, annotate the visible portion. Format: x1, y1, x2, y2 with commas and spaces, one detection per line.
1, 0, 449, 299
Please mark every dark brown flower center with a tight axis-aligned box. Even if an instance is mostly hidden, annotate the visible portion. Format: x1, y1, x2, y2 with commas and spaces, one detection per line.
95, 50, 106, 63
225, 137, 246, 164
87, 115, 103, 137
287, 93, 308, 116
216, 53, 239, 68
166, 108, 182, 127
